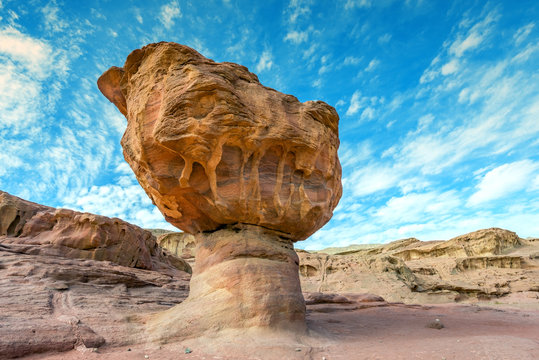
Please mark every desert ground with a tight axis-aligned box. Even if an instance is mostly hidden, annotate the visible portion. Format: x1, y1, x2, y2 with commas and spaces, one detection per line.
1, 191, 538, 359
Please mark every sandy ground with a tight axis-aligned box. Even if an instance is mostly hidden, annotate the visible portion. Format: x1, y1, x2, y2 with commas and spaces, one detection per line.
21, 302, 539, 360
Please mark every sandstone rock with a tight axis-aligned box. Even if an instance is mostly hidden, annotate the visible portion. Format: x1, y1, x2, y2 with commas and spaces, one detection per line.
298, 228, 539, 304
0, 241, 189, 359
98, 42, 342, 340
146, 225, 306, 341
98, 42, 342, 240
156, 231, 196, 259
391, 228, 521, 260
0, 191, 190, 273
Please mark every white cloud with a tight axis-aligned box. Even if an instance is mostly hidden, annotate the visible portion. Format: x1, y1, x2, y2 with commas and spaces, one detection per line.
0, 27, 53, 78
133, 8, 143, 24
286, 0, 311, 23
284, 30, 308, 44
349, 164, 400, 197
41, 3, 68, 33
338, 141, 373, 168
63, 182, 176, 230
160, 1, 182, 29
378, 33, 391, 44
0, 27, 68, 133
441, 59, 459, 75
513, 23, 534, 46
345, 0, 372, 9
346, 91, 363, 116
375, 190, 460, 225
346, 91, 379, 118
255, 50, 273, 73
449, 10, 498, 57
468, 160, 539, 206
343, 56, 361, 65
365, 58, 379, 72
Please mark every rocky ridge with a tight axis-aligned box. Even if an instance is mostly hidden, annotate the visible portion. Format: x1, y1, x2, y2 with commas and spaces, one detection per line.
299, 228, 539, 303
0, 191, 190, 274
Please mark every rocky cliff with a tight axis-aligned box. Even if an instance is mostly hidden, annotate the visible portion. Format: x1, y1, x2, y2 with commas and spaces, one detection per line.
299, 228, 538, 303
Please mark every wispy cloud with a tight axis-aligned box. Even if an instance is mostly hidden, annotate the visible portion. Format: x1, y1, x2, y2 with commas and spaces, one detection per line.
364, 58, 379, 72
255, 49, 273, 73
345, 90, 379, 120
343, 56, 361, 65
41, 2, 69, 33
345, 0, 372, 10
0, 27, 68, 133
285, 0, 311, 23
378, 33, 391, 44
514, 23, 535, 45
284, 30, 308, 44
63, 181, 176, 230
468, 160, 539, 206
160, 1, 181, 29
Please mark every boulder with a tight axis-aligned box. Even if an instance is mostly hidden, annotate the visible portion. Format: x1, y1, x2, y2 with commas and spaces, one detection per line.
98, 42, 342, 240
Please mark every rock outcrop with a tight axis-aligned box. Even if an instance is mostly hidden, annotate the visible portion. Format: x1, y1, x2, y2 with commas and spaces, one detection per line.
298, 228, 539, 303
0, 237, 190, 359
98, 42, 342, 240
156, 231, 196, 259
98, 42, 342, 339
0, 191, 191, 274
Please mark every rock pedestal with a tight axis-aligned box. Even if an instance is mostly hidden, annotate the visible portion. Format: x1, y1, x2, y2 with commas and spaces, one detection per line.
147, 225, 305, 341
98, 42, 342, 340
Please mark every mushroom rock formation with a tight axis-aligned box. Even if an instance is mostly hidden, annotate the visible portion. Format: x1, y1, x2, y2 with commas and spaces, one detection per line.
98, 42, 342, 339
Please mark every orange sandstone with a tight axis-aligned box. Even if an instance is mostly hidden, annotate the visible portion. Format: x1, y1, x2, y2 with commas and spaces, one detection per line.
98, 42, 342, 339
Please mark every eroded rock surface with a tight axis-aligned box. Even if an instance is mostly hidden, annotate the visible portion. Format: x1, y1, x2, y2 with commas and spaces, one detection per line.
98, 42, 342, 340
298, 228, 539, 304
156, 231, 196, 259
0, 242, 190, 359
98, 42, 342, 240
0, 191, 192, 359
147, 226, 306, 341
0, 191, 190, 273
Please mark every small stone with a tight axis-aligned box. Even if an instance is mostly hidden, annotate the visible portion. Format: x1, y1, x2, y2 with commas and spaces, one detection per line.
295, 348, 302, 351
426, 319, 444, 329
144, 355, 149, 359
127, 348, 131, 351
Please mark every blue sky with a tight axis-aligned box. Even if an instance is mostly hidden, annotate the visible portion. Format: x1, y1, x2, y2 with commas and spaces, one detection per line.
1, 0, 538, 249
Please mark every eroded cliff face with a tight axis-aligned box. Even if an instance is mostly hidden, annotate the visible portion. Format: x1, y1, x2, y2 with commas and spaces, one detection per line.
298, 228, 538, 303
0, 191, 190, 273
98, 42, 342, 240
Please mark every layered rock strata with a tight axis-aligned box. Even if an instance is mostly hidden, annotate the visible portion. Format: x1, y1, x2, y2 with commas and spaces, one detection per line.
147, 226, 306, 341
98, 42, 342, 339
298, 228, 538, 303
0, 191, 190, 274
98, 42, 341, 240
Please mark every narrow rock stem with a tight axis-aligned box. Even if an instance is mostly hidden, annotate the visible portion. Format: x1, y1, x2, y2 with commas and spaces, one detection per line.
147, 225, 306, 342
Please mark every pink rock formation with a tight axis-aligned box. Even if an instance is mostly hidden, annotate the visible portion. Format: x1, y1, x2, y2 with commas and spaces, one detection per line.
98, 42, 342, 339
0, 191, 190, 273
